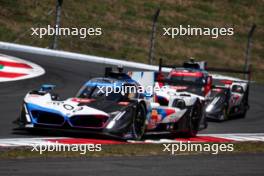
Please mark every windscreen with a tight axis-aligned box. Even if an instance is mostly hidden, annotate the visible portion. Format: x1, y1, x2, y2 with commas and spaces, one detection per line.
76, 83, 138, 101
166, 72, 206, 96
77, 85, 123, 101
169, 73, 204, 86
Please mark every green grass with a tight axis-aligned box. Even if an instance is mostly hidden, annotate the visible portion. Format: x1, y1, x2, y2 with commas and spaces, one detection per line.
0, 0, 263, 81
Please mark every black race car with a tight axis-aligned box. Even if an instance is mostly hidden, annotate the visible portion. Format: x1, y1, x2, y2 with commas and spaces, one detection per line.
205, 77, 250, 121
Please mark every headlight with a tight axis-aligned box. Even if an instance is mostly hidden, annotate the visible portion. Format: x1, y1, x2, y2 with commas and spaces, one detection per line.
106, 111, 126, 129
205, 104, 214, 112
205, 97, 220, 112
106, 120, 115, 129
24, 104, 31, 122
109, 111, 121, 117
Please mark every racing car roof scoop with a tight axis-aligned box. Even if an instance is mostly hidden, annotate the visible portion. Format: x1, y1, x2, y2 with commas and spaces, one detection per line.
105, 67, 113, 77
104, 67, 130, 80
117, 65, 124, 73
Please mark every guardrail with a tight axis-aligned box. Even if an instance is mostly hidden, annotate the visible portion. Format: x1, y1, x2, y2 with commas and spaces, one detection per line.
0, 41, 171, 72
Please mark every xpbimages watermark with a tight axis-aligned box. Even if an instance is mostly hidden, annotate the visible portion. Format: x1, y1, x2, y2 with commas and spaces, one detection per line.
31, 141, 102, 155
163, 142, 234, 155
96, 83, 171, 96
31, 25, 102, 38
163, 25, 234, 39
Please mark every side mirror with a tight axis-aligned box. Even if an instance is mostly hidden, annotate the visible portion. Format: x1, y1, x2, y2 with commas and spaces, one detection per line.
144, 92, 153, 98
172, 99, 186, 109
105, 67, 112, 77
40, 84, 56, 92
231, 85, 244, 94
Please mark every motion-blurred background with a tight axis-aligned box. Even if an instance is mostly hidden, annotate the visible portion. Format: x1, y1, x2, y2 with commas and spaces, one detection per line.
0, 0, 263, 81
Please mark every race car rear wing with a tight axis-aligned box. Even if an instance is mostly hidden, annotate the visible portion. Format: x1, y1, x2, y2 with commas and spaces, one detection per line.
158, 58, 252, 82
206, 66, 252, 82
158, 58, 208, 71
158, 58, 181, 72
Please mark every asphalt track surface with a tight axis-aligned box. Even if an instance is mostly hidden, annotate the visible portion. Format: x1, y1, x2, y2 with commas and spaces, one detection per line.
0, 49, 264, 138
0, 50, 264, 176
1, 154, 264, 176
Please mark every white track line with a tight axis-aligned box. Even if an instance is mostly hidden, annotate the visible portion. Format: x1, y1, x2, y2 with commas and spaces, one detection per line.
0, 134, 264, 147
199, 133, 264, 142
0, 137, 68, 147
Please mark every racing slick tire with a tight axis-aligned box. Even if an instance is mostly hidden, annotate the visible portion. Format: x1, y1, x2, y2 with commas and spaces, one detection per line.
240, 96, 249, 118
13, 106, 27, 127
240, 103, 248, 118
219, 107, 228, 121
186, 100, 202, 137
199, 110, 208, 130
240, 110, 247, 118
131, 103, 146, 140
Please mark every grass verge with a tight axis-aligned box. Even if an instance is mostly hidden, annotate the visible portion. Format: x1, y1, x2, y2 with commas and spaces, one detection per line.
0, 142, 264, 159
0, 0, 263, 82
